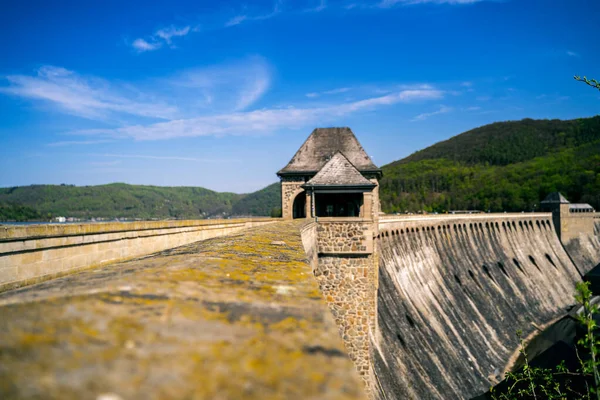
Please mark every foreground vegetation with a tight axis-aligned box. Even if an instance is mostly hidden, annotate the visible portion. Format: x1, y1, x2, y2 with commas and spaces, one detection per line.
492, 282, 600, 400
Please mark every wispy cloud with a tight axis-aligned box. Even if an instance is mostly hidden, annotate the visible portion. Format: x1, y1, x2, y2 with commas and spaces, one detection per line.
225, 15, 248, 27
170, 56, 271, 111
305, 0, 327, 12
47, 139, 115, 147
225, 1, 282, 27
2, 62, 447, 142
97, 154, 241, 163
155, 26, 191, 44
380, 0, 484, 7
131, 0, 487, 52
305, 87, 351, 98
0, 66, 178, 121
132, 38, 162, 52
411, 105, 452, 121
89, 160, 121, 166
1, 58, 270, 121
98, 154, 200, 161
131, 24, 191, 52
72, 88, 444, 140
566, 50, 580, 57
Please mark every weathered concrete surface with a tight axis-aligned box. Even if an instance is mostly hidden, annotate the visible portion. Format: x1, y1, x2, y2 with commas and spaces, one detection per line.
372, 214, 582, 400
0, 218, 276, 291
563, 218, 600, 275
0, 221, 366, 400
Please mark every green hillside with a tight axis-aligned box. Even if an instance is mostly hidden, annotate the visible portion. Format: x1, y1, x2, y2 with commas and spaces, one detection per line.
231, 182, 282, 217
2, 116, 599, 221
380, 116, 600, 213
0, 183, 270, 221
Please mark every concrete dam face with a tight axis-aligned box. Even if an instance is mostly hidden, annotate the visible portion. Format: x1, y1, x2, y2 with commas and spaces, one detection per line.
372, 215, 585, 399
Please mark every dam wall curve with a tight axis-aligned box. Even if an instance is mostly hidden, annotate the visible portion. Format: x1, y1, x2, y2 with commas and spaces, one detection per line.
372, 214, 583, 399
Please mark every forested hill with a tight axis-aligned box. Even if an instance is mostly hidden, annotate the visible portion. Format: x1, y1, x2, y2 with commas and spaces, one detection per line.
389, 116, 600, 166
231, 183, 281, 217
2, 116, 600, 221
380, 116, 600, 213
0, 183, 281, 221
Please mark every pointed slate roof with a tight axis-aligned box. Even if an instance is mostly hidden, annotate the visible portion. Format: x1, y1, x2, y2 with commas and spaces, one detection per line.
303, 152, 376, 188
277, 127, 380, 175
541, 192, 570, 204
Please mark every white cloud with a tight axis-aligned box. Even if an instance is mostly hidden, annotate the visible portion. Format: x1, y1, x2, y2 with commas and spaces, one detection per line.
171, 56, 271, 111
465, 106, 481, 111
47, 139, 115, 147
460, 81, 473, 87
1, 66, 178, 121
72, 88, 444, 140
411, 105, 452, 121
225, 15, 248, 27
225, 1, 282, 27
131, 24, 191, 52
305, 87, 351, 98
566, 50, 580, 57
89, 160, 122, 166
1, 58, 270, 122
99, 154, 201, 161
305, 0, 327, 12
2, 62, 447, 142
96, 154, 241, 163
380, 0, 483, 7
132, 38, 162, 52
324, 87, 351, 95
155, 25, 191, 44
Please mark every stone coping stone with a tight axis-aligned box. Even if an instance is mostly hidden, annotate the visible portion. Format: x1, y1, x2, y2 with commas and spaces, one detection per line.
0, 221, 366, 400
316, 217, 371, 223
0, 218, 277, 241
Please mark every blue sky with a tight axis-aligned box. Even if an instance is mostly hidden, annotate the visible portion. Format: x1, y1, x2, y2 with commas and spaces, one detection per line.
0, 0, 598, 193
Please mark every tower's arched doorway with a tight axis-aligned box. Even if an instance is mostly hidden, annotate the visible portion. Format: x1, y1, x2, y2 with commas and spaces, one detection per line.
292, 192, 306, 219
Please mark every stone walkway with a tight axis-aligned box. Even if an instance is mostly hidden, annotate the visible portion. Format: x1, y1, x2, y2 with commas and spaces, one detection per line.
0, 221, 365, 400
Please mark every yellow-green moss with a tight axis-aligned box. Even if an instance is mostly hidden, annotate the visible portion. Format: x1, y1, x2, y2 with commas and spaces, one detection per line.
0, 220, 366, 400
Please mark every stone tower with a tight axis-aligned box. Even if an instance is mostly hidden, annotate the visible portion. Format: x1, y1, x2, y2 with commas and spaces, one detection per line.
278, 127, 381, 396
277, 127, 382, 220
541, 192, 596, 243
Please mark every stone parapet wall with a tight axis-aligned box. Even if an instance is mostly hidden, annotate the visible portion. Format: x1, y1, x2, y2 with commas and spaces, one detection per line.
0, 220, 367, 400
313, 254, 377, 397
317, 218, 373, 254
301, 217, 378, 398
0, 218, 276, 291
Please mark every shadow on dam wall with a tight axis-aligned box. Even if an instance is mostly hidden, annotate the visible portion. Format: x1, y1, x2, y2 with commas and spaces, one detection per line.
565, 219, 600, 278
372, 216, 584, 400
